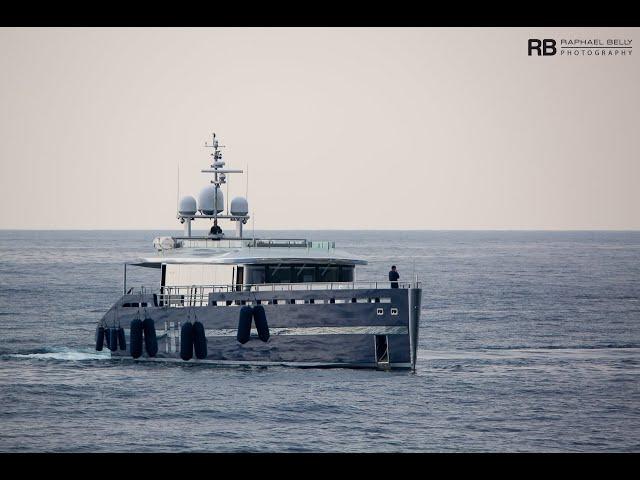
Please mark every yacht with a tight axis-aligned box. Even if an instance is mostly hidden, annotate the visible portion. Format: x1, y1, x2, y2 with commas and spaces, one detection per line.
96, 133, 422, 369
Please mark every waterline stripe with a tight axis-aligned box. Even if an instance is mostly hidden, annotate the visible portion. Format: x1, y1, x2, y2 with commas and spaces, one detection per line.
204, 326, 408, 337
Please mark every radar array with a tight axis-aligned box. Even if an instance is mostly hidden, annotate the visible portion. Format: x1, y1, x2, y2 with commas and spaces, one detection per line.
177, 133, 249, 238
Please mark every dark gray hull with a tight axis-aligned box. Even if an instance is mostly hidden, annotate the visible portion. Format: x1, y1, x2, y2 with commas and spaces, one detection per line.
99, 287, 422, 370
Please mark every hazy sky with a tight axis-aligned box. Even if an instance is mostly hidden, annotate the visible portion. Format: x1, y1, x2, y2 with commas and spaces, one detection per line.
0, 27, 638, 230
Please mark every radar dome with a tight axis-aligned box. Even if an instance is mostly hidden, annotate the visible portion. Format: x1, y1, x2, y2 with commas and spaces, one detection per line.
178, 195, 197, 216
198, 185, 224, 215
230, 196, 249, 216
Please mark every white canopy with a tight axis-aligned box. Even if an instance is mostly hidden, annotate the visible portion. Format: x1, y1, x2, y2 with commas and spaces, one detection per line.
131, 246, 367, 268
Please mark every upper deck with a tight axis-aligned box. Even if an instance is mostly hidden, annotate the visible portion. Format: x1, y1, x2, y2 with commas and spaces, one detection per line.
136, 134, 366, 269
136, 236, 367, 267
154, 236, 336, 251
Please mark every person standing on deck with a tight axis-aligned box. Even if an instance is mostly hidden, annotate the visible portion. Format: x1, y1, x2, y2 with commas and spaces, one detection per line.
389, 265, 399, 288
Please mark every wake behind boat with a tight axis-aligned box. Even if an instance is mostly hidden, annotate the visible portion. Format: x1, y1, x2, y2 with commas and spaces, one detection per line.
95, 133, 422, 369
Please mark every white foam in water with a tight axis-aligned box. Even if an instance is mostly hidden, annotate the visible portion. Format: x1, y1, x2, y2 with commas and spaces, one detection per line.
10, 347, 111, 361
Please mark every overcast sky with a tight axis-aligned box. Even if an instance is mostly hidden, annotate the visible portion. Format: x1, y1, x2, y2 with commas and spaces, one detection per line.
0, 27, 638, 230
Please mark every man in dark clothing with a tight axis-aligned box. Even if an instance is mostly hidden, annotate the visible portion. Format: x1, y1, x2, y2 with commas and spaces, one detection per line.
389, 265, 399, 288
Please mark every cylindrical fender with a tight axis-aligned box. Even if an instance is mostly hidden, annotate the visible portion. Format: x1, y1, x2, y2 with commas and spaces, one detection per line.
95, 326, 105, 351
180, 322, 194, 360
108, 328, 119, 352
130, 319, 143, 359
117, 327, 127, 351
192, 321, 208, 359
237, 306, 253, 344
142, 317, 158, 357
252, 305, 270, 342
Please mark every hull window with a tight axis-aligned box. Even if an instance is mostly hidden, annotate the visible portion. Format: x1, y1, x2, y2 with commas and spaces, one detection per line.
122, 302, 148, 308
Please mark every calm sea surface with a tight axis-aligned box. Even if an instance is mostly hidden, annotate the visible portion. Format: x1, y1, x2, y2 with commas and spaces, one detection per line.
0, 230, 639, 452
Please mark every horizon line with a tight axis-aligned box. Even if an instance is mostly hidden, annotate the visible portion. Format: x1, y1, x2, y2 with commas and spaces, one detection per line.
1, 227, 640, 232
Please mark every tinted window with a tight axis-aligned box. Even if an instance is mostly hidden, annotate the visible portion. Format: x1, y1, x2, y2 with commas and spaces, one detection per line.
267, 265, 292, 283
246, 266, 266, 284
248, 264, 354, 283
295, 266, 316, 283
318, 266, 339, 282
339, 266, 354, 282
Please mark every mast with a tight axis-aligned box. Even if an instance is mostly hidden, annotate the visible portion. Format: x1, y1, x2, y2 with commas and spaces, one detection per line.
207, 133, 222, 233
177, 133, 249, 239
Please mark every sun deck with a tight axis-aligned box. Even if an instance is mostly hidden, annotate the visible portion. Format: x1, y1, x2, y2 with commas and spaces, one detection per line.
139, 236, 366, 268
153, 236, 336, 251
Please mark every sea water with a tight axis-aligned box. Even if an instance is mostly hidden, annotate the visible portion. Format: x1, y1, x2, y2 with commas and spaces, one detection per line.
0, 230, 639, 452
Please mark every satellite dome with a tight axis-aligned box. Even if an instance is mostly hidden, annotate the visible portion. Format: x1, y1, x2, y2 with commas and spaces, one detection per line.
178, 195, 197, 216
230, 196, 249, 216
197, 185, 224, 215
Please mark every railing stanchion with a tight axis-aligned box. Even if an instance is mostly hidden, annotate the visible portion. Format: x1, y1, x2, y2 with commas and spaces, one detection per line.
154, 278, 415, 309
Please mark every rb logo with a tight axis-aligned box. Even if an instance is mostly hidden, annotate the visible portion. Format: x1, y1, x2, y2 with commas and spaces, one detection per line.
528, 39, 557, 56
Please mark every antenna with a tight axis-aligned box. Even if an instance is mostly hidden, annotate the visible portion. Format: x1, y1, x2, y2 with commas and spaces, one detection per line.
174, 133, 248, 238
252, 209, 255, 243
246, 164, 249, 202
412, 258, 416, 286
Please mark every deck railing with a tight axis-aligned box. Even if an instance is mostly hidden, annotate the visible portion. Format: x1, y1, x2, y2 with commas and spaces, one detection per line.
170, 237, 336, 250
128, 280, 421, 307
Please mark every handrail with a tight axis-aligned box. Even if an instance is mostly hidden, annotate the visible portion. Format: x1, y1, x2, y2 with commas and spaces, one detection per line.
163, 237, 336, 250
126, 280, 421, 299
129, 280, 422, 307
